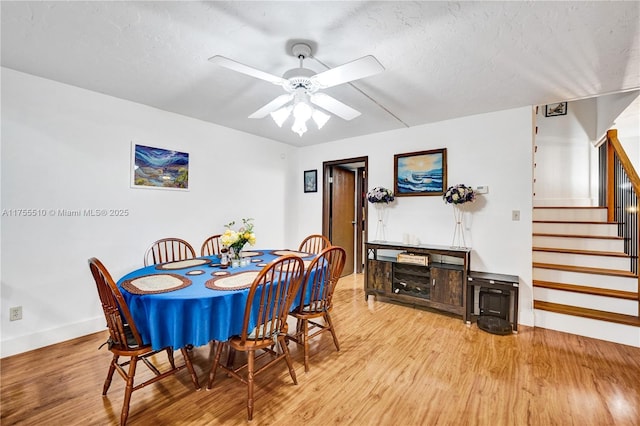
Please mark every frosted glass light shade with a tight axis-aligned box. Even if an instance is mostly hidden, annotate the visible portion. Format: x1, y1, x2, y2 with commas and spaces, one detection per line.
270, 106, 291, 127
312, 109, 330, 129
291, 118, 308, 136
293, 101, 313, 121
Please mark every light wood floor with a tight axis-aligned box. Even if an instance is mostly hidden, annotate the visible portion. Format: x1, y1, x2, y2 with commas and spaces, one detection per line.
2, 273, 639, 425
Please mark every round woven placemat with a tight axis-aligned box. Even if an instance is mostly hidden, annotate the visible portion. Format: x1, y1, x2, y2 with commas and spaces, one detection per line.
121, 273, 191, 295
155, 258, 210, 270
270, 250, 313, 258
205, 271, 260, 291
275, 260, 314, 271
239, 251, 263, 257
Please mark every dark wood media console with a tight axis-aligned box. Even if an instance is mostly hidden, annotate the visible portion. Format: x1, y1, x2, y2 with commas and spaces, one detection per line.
365, 241, 472, 321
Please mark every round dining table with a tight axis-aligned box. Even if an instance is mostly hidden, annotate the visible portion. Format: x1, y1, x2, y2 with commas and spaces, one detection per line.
117, 249, 316, 350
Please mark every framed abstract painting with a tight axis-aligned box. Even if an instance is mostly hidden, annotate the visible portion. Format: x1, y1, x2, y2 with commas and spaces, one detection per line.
131, 143, 189, 190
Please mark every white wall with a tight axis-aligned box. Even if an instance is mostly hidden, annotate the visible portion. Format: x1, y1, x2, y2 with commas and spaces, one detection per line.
1, 68, 536, 358
1, 68, 295, 357
534, 99, 598, 206
294, 107, 535, 326
619, 133, 640, 174
595, 91, 639, 177
534, 95, 640, 208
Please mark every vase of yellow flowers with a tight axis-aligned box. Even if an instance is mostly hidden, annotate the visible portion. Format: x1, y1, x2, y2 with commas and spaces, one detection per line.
221, 218, 256, 265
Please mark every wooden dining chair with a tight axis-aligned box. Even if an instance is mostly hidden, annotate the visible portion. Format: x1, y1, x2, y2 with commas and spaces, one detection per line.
298, 234, 331, 254
88, 257, 200, 426
200, 234, 222, 257
206, 255, 305, 421
144, 237, 195, 266
287, 245, 346, 372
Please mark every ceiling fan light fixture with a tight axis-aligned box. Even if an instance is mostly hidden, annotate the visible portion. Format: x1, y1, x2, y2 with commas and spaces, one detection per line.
213, 41, 384, 137
312, 109, 330, 129
290, 97, 316, 136
292, 100, 313, 122
270, 106, 292, 127
291, 118, 308, 137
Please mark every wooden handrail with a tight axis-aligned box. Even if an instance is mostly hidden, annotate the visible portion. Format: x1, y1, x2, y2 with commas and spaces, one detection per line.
606, 140, 615, 222
605, 129, 640, 313
606, 129, 640, 195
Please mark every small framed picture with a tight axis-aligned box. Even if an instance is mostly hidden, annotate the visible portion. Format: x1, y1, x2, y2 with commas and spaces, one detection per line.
545, 102, 567, 117
304, 169, 317, 193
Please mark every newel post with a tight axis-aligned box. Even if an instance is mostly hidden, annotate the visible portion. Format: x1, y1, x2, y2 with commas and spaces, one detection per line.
606, 129, 617, 222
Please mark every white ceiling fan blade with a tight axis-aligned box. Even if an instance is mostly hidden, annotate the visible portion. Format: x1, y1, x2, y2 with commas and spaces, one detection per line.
310, 93, 361, 121
248, 94, 293, 119
311, 55, 384, 89
209, 55, 287, 86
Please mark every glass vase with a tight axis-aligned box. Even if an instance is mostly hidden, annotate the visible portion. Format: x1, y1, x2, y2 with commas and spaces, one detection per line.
451, 204, 467, 248
374, 203, 387, 241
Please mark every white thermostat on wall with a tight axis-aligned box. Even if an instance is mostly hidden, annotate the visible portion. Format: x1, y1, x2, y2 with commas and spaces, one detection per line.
476, 185, 489, 194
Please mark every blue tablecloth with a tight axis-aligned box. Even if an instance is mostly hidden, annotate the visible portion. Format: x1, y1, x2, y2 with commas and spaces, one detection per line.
117, 249, 314, 350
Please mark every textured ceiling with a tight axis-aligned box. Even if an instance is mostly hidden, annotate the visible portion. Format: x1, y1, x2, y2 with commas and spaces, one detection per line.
2, 1, 639, 147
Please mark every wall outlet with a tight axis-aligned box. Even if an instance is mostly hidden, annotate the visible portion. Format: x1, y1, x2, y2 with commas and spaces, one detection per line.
512, 210, 521, 221
9, 306, 22, 321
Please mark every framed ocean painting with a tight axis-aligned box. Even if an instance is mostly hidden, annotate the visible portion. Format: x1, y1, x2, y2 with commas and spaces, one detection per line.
131, 143, 189, 190
394, 148, 447, 197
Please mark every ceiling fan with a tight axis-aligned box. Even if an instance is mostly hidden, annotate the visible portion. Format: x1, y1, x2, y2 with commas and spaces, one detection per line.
209, 43, 384, 136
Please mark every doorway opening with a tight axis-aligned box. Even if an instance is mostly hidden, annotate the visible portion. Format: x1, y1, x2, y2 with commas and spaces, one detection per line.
322, 156, 368, 275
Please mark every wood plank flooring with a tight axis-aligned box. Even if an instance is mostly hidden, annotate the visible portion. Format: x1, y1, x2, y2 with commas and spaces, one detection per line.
2, 273, 639, 425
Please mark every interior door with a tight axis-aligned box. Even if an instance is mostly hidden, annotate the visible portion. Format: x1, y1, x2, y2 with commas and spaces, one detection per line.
330, 167, 355, 276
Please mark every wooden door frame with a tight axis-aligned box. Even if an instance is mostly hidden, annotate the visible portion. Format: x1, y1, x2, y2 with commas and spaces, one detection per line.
322, 156, 368, 273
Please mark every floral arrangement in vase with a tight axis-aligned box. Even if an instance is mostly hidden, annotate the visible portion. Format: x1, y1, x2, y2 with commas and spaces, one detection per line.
443, 185, 475, 248
367, 187, 394, 241
221, 218, 256, 258
443, 184, 476, 205
367, 187, 395, 204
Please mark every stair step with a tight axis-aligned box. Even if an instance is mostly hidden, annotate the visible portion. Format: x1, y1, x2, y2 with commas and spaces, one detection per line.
534, 309, 640, 346
533, 207, 607, 222
532, 247, 629, 258
533, 268, 637, 292
534, 300, 640, 327
533, 280, 638, 300
534, 287, 639, 316
533, 220, 618, 224
533, 222, 619, 237
532, 248, 632, 270
534, 207, 606, 209
533, 262, 637, 278
533, 234, 625, 252
533, 233, 623, 240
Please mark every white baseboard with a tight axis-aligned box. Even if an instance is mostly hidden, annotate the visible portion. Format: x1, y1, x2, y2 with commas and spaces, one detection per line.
1, 316, 105, 358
